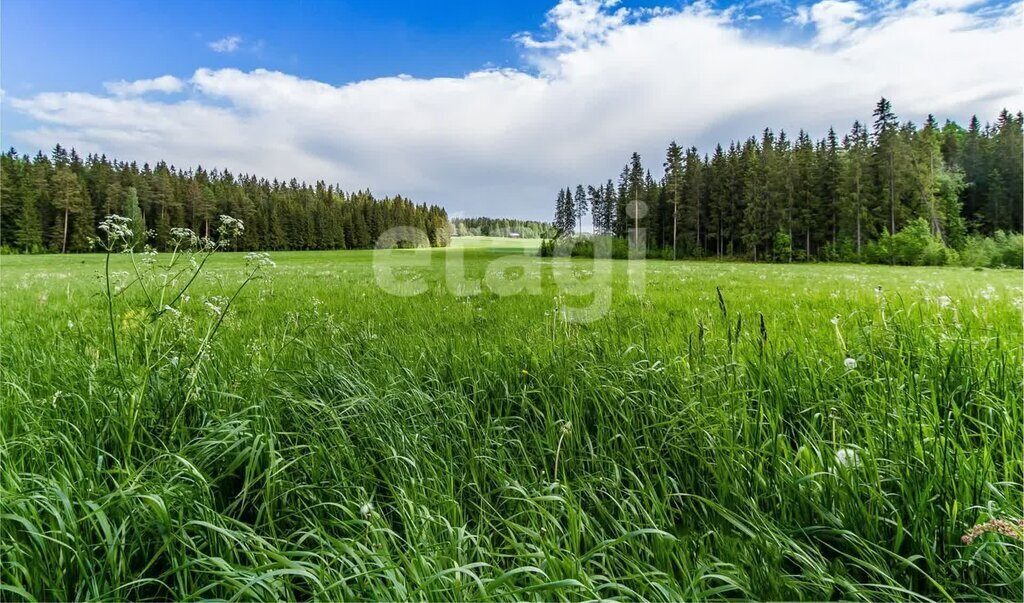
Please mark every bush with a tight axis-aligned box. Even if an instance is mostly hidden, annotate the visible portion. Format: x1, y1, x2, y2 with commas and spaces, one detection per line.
865, 219, 959, 266
771, 231, 792, 262
961, 231, 1024, 268
890, 218, 932, 265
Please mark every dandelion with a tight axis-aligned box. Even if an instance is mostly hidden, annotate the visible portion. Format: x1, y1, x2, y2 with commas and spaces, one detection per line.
830, 315, 840, 326
961, 518, 1024, 545
844, 357, 857, 370
835, 447, 860, 468
360, 502, 374, 518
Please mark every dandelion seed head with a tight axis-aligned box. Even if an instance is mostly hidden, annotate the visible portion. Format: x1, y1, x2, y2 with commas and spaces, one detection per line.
844, 357, 857, 370
835, 447, 860, 468
360, 502, 374, 518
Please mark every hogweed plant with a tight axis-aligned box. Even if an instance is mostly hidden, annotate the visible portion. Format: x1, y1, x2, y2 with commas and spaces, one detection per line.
93, 214, 271, 456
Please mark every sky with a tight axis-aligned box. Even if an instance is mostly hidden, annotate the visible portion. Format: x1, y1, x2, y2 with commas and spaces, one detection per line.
2, 0, 1021, 220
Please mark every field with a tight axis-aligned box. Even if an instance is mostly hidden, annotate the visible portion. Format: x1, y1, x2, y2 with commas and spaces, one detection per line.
1, 237, 1022, 601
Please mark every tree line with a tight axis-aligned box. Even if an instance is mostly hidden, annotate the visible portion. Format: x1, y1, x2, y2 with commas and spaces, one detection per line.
553, 99, 1022, 264
0, 146, 451, 253
452, 217, 553, 238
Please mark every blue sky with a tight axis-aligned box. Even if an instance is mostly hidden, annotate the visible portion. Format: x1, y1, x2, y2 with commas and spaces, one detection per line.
2, 0, 1020, 219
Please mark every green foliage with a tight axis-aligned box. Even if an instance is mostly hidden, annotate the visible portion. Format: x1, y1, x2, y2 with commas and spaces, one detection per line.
0, 150, 450, 253
960, 231, 1024, 268
453, 217, 552, 238
550, 101, 1022, 262
771, 231, 792, 262
1, 247, 1021, 600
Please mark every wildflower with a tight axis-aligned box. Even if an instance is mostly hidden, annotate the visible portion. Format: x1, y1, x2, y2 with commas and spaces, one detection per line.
844, 357, 857, 370
830, 315, 840, 326
204, 301, 223, 317
936, 295, 952, 308
961, 518, 1024, 545
67, 320, 74, 329
834, 447, 860, 468
521, 369, 529, 376
162, 305, 182, 318
244, 251, 276, 269
217, 215, 245, 242
360, 502, 374, 518
170, 356, 179, 367
121, 309, 146, 332
98, 214, 134, 243
169, 227, 199, 247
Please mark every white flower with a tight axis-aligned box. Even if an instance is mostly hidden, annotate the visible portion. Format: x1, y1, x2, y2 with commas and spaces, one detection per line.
217, 215, 245, 242
169, 227, 199, 247
204, 301, 223, 317
835, 447, 861, 468
844, 357, 857, 370
360, 502, 374, 518
162, 305, 181, 318
67, 320, 74, 329
170, 356, 179, 367
830, 315, 840, 326
244, 251, 276, 269
98, 214, 134, 242
936, 295, 952, 308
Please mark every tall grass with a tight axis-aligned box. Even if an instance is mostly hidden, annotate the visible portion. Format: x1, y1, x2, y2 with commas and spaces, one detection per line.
1, 240, 1021, 600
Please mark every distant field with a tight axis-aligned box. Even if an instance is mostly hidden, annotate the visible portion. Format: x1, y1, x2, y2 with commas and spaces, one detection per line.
450, 235, 544, 251
1, 245, 1021, 600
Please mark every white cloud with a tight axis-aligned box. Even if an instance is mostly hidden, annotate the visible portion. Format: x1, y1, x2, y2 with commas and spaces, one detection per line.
6, 0, 1023, 220
209, 35, 242, 53
514, 0, 630, 51
103, 75, 185, 96
792, 0, 868, 44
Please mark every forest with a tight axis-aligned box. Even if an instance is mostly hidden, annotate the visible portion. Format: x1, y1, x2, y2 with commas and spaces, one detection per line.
0, 146, 451, 253
553, 99, 1022, 265
452, 216, 553, 238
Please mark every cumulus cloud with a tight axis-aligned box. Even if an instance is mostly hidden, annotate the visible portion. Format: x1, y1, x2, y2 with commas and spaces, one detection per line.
6, 0, 1023, 220
103, 75, 185, 96
209, 35, 242, 53
792, 0, 867, 44
514, 0, 631, 51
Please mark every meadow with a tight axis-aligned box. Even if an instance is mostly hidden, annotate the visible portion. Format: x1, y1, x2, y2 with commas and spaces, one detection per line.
1, 236, 1021, 601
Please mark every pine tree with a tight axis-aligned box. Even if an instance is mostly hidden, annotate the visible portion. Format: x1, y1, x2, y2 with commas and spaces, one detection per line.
664, 142, 683, 259
841, 121, 872, 255
872, 97, 901, 237
50, 167, 88, 253
574, 185, 588, 234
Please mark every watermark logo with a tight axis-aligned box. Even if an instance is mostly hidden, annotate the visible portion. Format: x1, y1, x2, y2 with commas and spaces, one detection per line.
373, 205, 648, 323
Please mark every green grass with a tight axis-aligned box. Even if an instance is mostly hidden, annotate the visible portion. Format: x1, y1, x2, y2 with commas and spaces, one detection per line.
1, 243, 1021, 601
